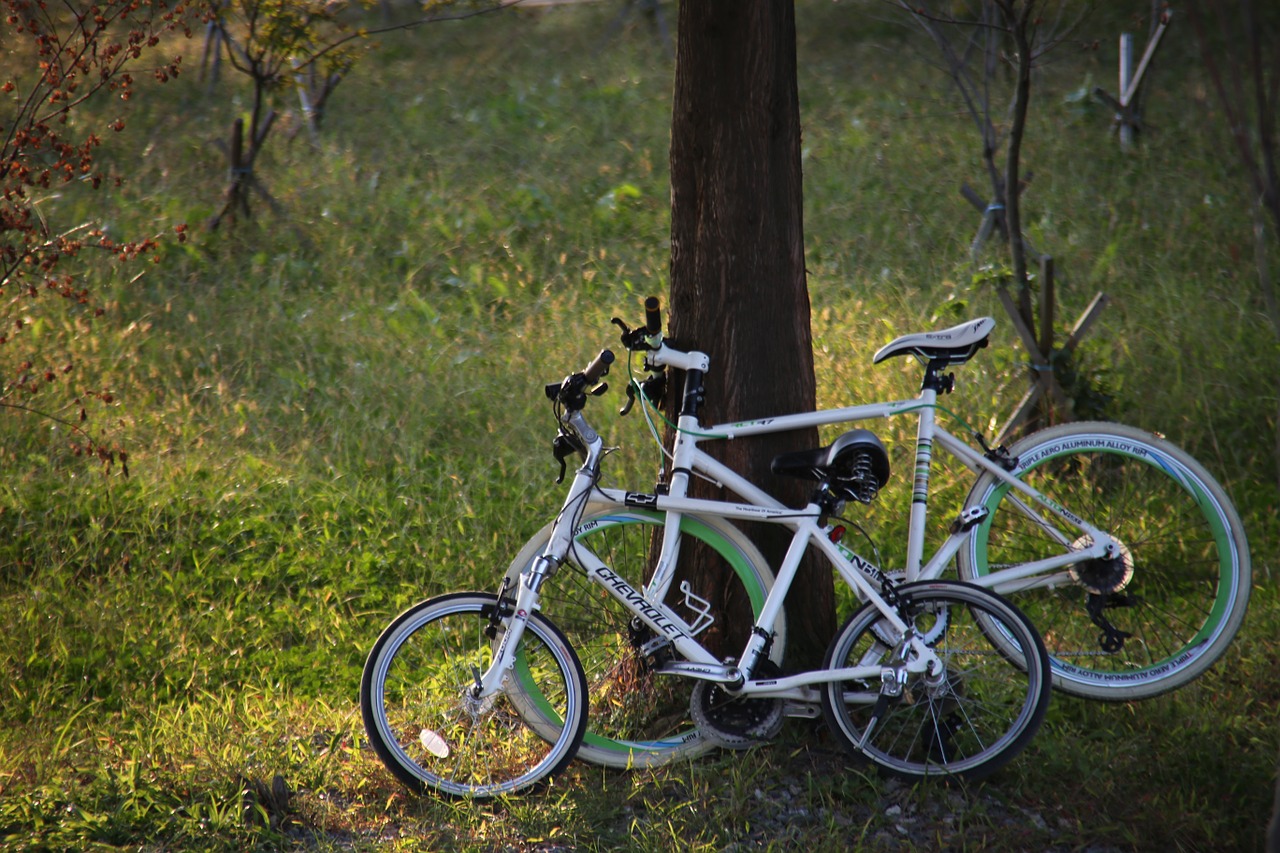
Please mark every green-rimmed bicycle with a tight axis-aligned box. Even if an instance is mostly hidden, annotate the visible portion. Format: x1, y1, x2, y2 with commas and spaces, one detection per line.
495, 297, 1249, 771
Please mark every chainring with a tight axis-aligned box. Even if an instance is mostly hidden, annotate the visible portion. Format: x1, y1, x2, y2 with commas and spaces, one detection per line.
869, 576, 950, 648
689, 661, 785, 749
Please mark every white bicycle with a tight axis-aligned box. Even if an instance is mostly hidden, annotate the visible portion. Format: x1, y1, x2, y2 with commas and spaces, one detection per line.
491, 297, 1250, 771
362, 298, 1072, 795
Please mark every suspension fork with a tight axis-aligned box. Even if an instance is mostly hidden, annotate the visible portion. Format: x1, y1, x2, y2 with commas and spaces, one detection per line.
474, 417, 604, 699
470, 556, 551, 698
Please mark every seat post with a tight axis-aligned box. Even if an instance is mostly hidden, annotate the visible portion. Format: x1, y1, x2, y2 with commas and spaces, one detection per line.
905, 378, 941, 579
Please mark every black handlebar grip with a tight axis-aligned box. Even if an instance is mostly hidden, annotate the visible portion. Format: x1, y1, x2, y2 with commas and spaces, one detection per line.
644, 296, 662, 335
582, 349, 615, 384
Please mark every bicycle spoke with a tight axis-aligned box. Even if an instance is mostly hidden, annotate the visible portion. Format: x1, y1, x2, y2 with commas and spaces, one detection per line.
822, 582, 1050, 780
961, 423, 1249, 700
361, 593, 587, 798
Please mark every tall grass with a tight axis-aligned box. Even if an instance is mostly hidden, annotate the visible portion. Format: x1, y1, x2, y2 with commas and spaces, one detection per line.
1, 2, 1276, 850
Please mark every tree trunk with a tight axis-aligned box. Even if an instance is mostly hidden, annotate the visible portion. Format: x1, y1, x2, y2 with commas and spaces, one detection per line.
666, 0, 834, 668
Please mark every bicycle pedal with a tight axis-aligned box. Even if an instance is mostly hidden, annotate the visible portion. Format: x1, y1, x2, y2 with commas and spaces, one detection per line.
638, 636, 673, 663
950, 505, 989, 534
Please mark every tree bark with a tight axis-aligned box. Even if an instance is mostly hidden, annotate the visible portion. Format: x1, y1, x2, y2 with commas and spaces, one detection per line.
666, 0, 834, 668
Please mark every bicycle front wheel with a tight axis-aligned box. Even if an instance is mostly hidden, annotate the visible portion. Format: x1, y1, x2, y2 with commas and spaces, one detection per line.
360, 592, 588, 798
958, 421, 1251, 701
502, 507, 784, 768
821, 580, 1051, 780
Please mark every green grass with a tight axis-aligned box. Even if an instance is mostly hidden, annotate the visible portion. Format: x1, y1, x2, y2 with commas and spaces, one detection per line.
1, 1, 1277, 850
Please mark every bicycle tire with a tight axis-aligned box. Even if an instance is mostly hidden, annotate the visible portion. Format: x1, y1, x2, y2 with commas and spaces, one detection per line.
957, 421, 1251, 701
821, 580, 1051, 780
360, 592, 588, 798
502, 507, 784, 768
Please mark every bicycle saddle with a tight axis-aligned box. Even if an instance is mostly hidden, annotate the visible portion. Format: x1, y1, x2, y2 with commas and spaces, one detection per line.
770, 428, 891, 503
872, 317, 996, 365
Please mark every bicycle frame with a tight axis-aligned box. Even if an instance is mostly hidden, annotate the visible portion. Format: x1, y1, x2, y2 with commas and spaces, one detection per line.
482, 339, 1115, 706
674, 401, 1117, 592
618, 340, 1117, 597
479, 406, 939, 707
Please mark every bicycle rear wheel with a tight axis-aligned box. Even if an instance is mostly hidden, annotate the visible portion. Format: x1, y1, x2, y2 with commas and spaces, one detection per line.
502, 508, 783, 768
360, 592, 587, 798
958, 422, 1251, 701
821, 580, 1051, 780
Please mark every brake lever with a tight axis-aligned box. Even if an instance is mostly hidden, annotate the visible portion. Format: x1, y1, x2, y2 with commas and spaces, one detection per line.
611, 317, 652, 351
619, 383, 637, 416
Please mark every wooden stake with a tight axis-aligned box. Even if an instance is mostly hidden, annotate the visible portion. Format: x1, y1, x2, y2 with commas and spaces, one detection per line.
994, 284, 1109, 445
1039, 255, 1055, 355
1094, 11, 1172, 147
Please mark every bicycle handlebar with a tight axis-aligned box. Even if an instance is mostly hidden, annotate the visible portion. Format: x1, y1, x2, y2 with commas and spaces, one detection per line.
545, 349, 614, 481
612, 296, 665, 352
644, 295, 662, 335
582, 349, 615, 385
545, 349, 614, 410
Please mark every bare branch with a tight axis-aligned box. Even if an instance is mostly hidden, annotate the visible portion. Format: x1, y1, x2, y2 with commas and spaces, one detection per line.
301, 0, 529, 73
